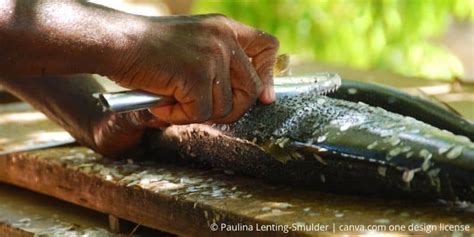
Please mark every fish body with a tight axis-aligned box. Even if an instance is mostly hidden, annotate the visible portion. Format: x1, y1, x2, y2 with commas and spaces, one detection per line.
329, 80, 474, 140
149, 82, 474, 201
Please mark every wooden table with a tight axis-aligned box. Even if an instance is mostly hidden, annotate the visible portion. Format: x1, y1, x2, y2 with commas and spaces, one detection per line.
0, 183, 117, 236
0, 102, 473, 236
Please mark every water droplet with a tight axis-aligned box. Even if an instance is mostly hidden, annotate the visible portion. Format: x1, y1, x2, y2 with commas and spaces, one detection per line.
446, 146, 463, 159
320, 174, 326, 183
232, 50, 235, 55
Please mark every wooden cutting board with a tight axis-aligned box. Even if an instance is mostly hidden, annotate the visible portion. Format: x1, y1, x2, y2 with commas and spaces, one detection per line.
1, 102, 473, 236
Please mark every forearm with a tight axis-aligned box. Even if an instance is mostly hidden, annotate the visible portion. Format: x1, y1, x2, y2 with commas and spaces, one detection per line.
0, 74, 105, 148
1, 75, 159, 156
0, 0, 147, 76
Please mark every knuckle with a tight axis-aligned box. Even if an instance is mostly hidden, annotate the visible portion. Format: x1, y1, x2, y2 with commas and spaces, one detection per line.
255, 32, 279, 51
206, 13, 229, 22
265, 34, 280, 49
272, 36, 280, 47
200, 15, 233, 39
188, 66, 213, 85
209, 39, 226, 57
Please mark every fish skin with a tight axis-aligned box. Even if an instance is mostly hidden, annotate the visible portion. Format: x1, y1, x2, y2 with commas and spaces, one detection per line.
147, 90, 474, 202
328, 80, 474, 141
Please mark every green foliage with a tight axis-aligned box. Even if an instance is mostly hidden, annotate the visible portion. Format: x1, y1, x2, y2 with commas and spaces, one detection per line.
193, 0, 474, 80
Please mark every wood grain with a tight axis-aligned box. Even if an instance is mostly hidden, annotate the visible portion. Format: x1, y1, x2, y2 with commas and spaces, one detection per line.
1, 103, 473, 236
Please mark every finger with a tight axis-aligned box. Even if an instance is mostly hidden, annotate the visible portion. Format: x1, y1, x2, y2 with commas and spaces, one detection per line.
148, 79, 213, 124
226, 20, 279, 104
140, 113, 169, 128
212, 48, 261, 124
251, 46, 277, 104
144, 118, 169, 128
113, 110, 167, 130
211, 71, 233, 119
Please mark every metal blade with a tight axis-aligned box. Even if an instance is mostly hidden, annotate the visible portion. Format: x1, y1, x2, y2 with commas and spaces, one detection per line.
98, 90, 175, 114
98, 73, 341, 113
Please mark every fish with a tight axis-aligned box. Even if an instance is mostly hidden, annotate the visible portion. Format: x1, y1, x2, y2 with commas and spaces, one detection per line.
146, 83, 474, 202
328, 79, 474, 141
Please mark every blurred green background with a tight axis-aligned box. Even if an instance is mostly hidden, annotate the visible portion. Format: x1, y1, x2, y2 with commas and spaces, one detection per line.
193, 0, 474, 81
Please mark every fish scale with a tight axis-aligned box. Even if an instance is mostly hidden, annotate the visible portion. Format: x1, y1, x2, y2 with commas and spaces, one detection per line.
148, 87, 474, 201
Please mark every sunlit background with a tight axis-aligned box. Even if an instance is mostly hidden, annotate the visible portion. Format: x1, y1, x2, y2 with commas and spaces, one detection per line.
91, 0, 474, 82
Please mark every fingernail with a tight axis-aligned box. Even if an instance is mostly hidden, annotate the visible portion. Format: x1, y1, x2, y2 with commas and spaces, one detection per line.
265, 86, 276, 103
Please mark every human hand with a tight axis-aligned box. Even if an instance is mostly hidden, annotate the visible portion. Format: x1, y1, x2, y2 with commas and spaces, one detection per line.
91, 109, 166, 156
109, 14, 279, 124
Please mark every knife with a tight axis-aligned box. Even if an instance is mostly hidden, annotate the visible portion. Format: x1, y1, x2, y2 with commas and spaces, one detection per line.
98, 73, 341, 113
0, 73, 341, 155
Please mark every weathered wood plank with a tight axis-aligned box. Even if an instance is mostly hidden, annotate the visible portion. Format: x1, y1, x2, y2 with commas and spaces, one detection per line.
1, 104, 473, 236
0, 183, 119, 237
0, 224, 30, 237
